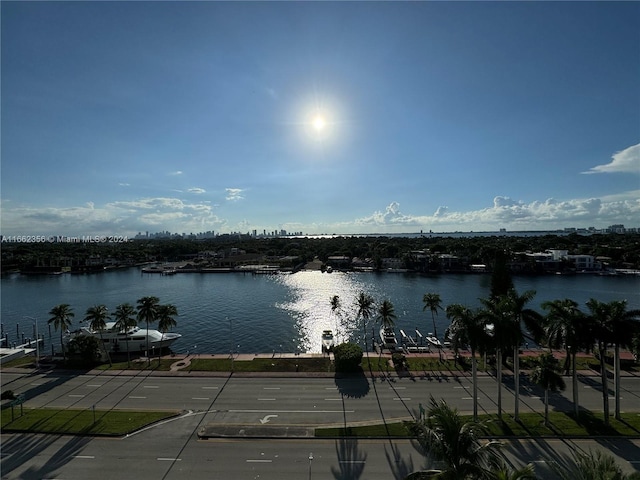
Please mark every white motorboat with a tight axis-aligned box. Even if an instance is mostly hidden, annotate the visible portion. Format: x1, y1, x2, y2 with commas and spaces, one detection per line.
321, 330, 335, 352
426, 333, 442, 349
65, 321, 181, 353
379, 326, 398, 350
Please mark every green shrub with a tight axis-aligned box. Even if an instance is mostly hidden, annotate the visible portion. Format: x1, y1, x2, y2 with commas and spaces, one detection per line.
333, 342, 363, 373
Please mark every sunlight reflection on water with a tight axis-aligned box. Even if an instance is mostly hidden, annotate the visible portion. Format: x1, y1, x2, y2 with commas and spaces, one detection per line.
274, 271, 381, 353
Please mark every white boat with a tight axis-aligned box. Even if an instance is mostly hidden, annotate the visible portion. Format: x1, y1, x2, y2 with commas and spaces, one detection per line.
426, 333, 443, 349
321, 330, 335, 352
65, 321, 181, 353
379, 326, 398, 350
400, 329, 417, 347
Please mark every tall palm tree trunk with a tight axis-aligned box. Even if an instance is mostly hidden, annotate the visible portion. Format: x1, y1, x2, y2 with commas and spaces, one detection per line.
472, 349, 478, 421
544, 389, 549, 427
572, 351, 579, 418
599, 344, 610, 425
496, 348, 502, 421
514, 345, 520, 421
614, 343, 621, 420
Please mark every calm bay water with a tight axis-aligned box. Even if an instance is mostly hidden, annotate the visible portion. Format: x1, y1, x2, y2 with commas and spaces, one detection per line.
2, 269, 638, 355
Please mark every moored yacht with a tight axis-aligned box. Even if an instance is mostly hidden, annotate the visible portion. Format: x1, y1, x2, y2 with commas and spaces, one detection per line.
379, 326, 398, 351
64, 322, 181, 353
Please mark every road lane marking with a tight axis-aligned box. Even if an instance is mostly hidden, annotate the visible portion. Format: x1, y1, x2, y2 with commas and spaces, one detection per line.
258, 398, 277, 401
157, 458, 181, 461
391, 387, 406, 390
462, 397, 482, 400
393, 397, 411, 401
87, 384, 102, 387
339, 460, 366, 464
143, 385, 159, 389
263, 387, 280, 390
230, 409, 355, 413
202, 386, 219, 390
247, 460, 272, 463
68, 394, 85, 398
128, 396, 147, 399
73, 455, 94, 459
324, 398, 342, 401
325, 387, 337, 390
192, 397, 210, 400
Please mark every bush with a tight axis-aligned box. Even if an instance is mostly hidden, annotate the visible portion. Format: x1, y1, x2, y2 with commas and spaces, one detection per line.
392, 352, 408, 369
333, 342, 363, 373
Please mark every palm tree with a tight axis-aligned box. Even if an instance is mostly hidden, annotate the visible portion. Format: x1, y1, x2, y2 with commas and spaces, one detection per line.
84, 304, 112, 366
478, 294, 517, 422
551, 449, 638, 480
157, 304, 179, 363
423, 292, 443, 360
355, 292, 375, 352
330, 295, 342, 342
113, 303, 137, 367
529, 353, 565, 426
410, 396, 502, 479
446, 304, 488, 421
543, 298, 587, 418
587, 299, 640, 421
48, 304, 75, 360
137, 296, 160, 364
505, 289, 543, 422
377, 299, 397, 330
492, 462, 537, 480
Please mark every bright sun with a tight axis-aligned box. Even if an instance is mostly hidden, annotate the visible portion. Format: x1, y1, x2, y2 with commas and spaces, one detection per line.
312, 115, 326, 131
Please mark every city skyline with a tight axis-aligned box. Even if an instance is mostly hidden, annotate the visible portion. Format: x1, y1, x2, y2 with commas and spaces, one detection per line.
2, 2, 639, 237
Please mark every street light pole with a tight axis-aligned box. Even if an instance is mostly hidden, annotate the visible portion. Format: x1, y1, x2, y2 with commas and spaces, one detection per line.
308, 452, 313, 480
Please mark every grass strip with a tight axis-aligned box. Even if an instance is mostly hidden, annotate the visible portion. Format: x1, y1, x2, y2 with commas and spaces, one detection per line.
315, 411, 640, 438
1, 407, 177, 436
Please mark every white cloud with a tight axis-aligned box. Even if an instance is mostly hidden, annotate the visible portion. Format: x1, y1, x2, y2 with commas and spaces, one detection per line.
582, 143, 640, 174
225, 188, 245, 201
168, 170, 183, 176
0, 197, 225, 236
188, 187, 206, 194
118, 183, 130, 187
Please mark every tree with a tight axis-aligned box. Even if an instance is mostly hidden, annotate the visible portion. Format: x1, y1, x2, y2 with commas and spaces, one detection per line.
543, 298, 587, 417
491, 462, 537, 480
587, 299, 640, 421
423, 293, 443, 360
137, 296, 160, 365
505, 289, 543, 422
529, 353, 565, 426
330, 295, 342, 342
355, 292, 375, 352
551, 449, 638, 480
84, 304, 112, 366
490, 250, 514, 300
66, 335, 102, 365
48, 304, 75, 360
113, 303, 137, 367
478, 295, 517, 422
333, 342, 363, 373
410, 396, 502, 479
377, 299, 397, 330
446, 304, 488, 421
157, 304, 179, 363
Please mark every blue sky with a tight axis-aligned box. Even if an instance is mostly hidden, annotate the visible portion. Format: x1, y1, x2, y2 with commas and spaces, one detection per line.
2, 1, 639, 237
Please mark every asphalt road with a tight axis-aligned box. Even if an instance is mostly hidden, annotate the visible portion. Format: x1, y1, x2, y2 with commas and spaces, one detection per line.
2, 368, 640, 479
